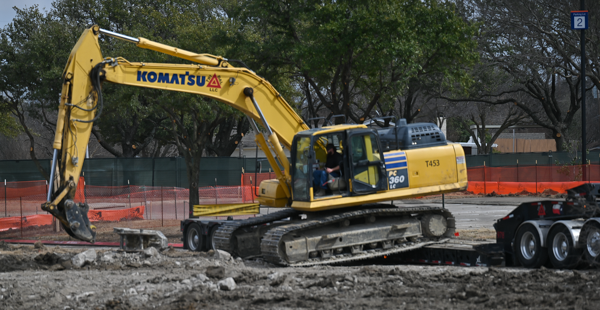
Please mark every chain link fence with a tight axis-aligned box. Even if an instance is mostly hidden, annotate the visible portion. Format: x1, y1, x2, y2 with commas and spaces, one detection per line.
2, 153, 599, 240
0, 179, 254, 240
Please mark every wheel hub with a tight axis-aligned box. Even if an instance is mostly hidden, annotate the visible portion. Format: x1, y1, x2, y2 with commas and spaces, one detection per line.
552, 232, 569, 262
587, 229, 600, 258
521, 231, 536, 260
188, 228, 200, 251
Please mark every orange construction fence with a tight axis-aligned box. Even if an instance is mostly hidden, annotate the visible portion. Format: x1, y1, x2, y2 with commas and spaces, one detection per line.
243, 165, 600, 196
466, 181, 587, 195
0, 205, 145, 232
467, 164, 600, 195
0, 214, 52, 232
467, 164, 600, 183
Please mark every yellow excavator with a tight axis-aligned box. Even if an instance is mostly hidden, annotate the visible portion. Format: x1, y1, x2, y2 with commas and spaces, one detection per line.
43, 26, 468, 266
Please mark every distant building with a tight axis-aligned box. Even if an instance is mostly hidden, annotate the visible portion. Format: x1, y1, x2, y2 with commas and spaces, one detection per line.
468, 124, 556, 154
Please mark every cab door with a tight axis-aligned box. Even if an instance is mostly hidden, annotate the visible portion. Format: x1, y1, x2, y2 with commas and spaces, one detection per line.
347, 130, 387, 194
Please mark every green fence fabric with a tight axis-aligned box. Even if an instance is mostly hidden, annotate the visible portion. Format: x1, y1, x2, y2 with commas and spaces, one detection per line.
0, 157, 274, 186
0, 160, 51, 182
465, 151, 600, 167
2, 151, 598, 185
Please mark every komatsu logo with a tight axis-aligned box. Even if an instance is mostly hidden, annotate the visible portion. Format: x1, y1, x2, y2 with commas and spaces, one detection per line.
136, 71, 221, 89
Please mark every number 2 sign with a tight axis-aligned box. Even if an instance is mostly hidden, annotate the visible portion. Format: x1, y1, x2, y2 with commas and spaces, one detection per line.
571, 11, 588, 30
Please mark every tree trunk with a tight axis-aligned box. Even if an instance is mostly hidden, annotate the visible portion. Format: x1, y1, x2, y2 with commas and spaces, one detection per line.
16, 107, 49, 180
186, 155, 201, 216
553, 133, 564, 152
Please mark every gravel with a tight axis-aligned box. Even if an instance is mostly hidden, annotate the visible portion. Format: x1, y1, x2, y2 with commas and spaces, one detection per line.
1, 241, 600, 309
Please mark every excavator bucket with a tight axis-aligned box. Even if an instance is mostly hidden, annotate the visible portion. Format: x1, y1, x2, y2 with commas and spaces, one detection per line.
42, 199, 96, 243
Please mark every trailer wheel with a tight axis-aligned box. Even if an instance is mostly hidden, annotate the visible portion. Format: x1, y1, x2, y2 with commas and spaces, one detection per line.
515, 224, 548, 268
547, 225, 581, 269
186, 223, 203, 252
581, 221, 600, 266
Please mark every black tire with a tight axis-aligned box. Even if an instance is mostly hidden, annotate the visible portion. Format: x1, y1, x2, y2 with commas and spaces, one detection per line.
208, 224, 220, 250
185, 223, 203, 252
547, 225, 581, 269
580, 221, 600, 266
514, 224, 548, 268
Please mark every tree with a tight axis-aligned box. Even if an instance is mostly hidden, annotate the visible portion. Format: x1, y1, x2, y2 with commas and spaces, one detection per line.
90, 90, 167, 158
454, 102, 527, 154
205, 115, 250, 157
240, 0, 478, 125
0, 101, 21, 138
457, 0, 593, 151
52, 0, 184, 158
2, 0, 253, 207
0, 5, 75, 179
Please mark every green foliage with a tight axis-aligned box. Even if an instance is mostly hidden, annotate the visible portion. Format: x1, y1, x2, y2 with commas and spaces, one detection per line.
0, 5, 73, 105
238, 0, 479, 122
44, 0, 252, 157
448, 117, 473, 142
0, 110, 21, 138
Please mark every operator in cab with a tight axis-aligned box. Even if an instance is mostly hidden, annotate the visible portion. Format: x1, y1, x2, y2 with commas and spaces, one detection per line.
313, 143, 343, 196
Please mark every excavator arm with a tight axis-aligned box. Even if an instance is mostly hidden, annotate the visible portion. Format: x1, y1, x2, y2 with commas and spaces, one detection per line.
42, 26, 309, 242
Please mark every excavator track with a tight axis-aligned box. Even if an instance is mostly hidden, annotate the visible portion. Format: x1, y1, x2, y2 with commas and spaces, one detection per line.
261, 205, 455, 266
212, 208, 299, 256
214, 204, 455, 266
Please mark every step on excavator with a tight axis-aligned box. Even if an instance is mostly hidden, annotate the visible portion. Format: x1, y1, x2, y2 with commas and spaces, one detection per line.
43, 26, 468, 266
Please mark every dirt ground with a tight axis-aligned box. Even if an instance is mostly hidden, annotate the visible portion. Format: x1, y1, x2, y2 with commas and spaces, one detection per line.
0, 195, 592, 310
1, 230, 599, 310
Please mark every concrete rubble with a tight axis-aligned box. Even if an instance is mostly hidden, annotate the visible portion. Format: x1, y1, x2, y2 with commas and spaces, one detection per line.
217, 277, 236, 291
1, 227, 599, 310
113, 227, 169, 251
71, 249, 97, 268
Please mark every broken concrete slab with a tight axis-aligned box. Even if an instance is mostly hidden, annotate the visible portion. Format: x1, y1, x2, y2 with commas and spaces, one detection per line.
142, 247, 160, 258
71, 249, 97, 267
213, 249, 232, 261
113, 227, 168, 251
100, 252, 117, 263
217, 277, 236, 291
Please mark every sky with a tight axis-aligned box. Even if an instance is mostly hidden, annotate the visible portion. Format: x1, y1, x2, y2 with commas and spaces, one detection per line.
0, 0, 54, 28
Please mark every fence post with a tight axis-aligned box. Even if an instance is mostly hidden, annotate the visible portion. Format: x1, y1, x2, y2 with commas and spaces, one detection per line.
516, 159, 519, 183
250, 177, 254, 203
215, 178, 218, 204
142, 185, 147, 215
20, 197, 23, 239
174, 187, 177, 220
535, 160, 538, 194
4, 179, 6, 217
483, 161, 486, 195
588, 160, 591, 182
161, 186, 164, 227
128, 180, 132, 209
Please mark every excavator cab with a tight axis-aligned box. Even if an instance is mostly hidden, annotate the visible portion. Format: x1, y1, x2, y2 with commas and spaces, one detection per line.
290, 126, 387, 202
346, 129, 387, 194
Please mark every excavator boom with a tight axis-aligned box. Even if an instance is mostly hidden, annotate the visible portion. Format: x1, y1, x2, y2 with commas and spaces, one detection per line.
42, 26, 308, 242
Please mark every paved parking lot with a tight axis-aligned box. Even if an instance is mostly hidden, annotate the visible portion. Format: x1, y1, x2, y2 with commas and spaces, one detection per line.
399, 196, 545, 229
